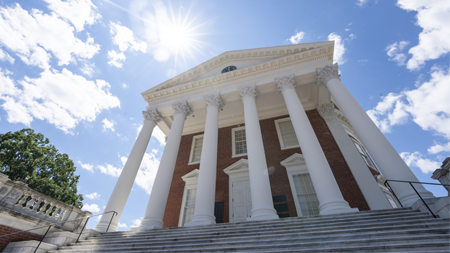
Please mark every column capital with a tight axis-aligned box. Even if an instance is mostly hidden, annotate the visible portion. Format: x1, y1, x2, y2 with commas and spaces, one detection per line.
172, 100, 193, 117
317, 103, 337, 119
316, 63, 341, 87
275, 74, 296, 94
204, 93, 224, 111
142, 109, 163, 123
238, 84, 258, 101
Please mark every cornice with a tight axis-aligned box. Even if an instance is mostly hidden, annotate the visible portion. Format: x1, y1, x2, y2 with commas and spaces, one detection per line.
142, 46, 333, 104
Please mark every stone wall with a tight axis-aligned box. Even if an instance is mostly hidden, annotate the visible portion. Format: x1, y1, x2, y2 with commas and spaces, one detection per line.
162, 110, 369, 227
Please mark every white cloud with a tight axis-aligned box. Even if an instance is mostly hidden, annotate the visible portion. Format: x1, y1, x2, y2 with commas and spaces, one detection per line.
288, 31, 305, 44
43, 0, 101, 31
400, 151, 440, 174
118, 222, 127, 228
0, 68, 120, 132
348, 34, 356, 40
80, 61, 95, 77
97, 164, 122, 177
131, 217, 142, 227
328, 33, 347, 65
152, 126, 166, 146
367, 67, 450, 138
102, 118, 115, 132
345, 28, 351, 31
110, 21, 147, 53
0, 48, 14, 64
120, 149, 160, 194
396, 0, 450, 70
77, 160, 94, 172
357, 0, 368, 6
86, 192, 100, 200
428, 142, 450, 154
107, 50, 126, 68
358, 59, 368, 63
386, 41, 410, 66
0, 4, 100, 69
82, 203, 100, 213
122, 83, 129, 89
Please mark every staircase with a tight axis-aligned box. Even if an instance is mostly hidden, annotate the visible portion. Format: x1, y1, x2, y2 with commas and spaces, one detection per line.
49, 208, 450, 252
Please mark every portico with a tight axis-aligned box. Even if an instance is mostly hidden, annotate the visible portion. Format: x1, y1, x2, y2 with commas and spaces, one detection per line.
96, 42, 432, 232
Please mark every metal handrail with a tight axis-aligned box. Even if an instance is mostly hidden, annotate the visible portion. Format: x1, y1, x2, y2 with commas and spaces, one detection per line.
384, 179, 449, 218
0, 210, 118, 253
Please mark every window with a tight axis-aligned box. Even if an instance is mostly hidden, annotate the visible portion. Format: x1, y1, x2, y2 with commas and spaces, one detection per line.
275, 118, 299, 149
221, 66, 237, 73
232, 127, 247, 157
350, 137, 376, 168
181, 188, 197, 226
188, 135, 203, 164
293, 174, 320, 216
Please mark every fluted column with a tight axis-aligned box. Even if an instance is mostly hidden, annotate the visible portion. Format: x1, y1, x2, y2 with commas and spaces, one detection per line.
317, 103, 392, 210
137, 101, 192, 230
185, 94, 224, 227
275, 75, 356, 215
95, 109, 162, 232
238, 85, 279, 221
316, 63, 434, 206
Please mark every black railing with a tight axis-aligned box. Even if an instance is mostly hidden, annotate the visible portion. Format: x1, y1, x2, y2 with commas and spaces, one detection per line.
0, 210, 117, 253
384, 179, 449, 218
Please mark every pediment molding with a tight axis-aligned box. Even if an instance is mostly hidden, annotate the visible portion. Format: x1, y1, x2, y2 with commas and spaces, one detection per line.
142, 43, 333, 103
181, 169, 199, 182
280, 153, 306, 168
223, 159, 249, 175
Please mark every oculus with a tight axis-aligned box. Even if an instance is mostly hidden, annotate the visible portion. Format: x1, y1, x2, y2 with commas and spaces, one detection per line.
221, 66, 237, 73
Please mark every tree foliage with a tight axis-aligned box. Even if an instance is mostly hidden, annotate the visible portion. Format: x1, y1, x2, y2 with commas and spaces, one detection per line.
0, 129, 83, 207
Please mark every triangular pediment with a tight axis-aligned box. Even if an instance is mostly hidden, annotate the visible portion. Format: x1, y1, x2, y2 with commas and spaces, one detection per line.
181, 169, 199, 182
223, 159, 249, 175
141, 41, 334, 102
280, 153, 306, 167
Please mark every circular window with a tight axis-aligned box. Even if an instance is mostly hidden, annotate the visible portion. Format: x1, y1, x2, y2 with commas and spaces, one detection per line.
221, 66, 237, 73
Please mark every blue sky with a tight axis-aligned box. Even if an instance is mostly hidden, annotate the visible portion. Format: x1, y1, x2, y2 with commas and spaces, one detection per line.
0, 0, 449, 230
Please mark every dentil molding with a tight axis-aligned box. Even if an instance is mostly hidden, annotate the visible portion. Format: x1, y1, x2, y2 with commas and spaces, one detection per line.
237, 84, 258, 101
316, 103, 336, 119
204, 93, 224, 111
316, 63, 340, 87
275, 74, 297, 94
172, 100, 193, 117
142, 109, 163, 123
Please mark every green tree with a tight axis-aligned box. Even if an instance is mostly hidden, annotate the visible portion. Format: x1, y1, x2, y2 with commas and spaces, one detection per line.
0, 128, 83, 207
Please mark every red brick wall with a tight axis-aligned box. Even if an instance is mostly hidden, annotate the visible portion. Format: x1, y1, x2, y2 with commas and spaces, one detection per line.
0, 225, 42, 252
162, 109, 369, 227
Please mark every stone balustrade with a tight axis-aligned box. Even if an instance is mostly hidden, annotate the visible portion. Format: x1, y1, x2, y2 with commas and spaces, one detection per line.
0, 173, 90, 231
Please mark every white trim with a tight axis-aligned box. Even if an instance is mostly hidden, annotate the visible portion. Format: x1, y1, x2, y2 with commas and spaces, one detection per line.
231, 126, 248, 158
178, 169, 199, 227
188, 135, 204, 165
274, 117, 300, 150
223, 159, 250, 223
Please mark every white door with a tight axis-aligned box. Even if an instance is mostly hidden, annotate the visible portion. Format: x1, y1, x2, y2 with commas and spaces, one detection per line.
231, 180, 252, 222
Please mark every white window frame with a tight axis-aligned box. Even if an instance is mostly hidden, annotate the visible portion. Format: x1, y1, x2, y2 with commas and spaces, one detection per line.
178, 169, 199, 227
231, 126, 247, 158
188, 134, 204, 165
274, 117, 300, 150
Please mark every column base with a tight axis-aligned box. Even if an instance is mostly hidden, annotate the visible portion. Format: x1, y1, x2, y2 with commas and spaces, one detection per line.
319, 198, 359, 215
397, 189, 435, 207
184, 213, 216, 227
94, 222, 118, 233
136, 217, 163, 230
247, 207, 279, 221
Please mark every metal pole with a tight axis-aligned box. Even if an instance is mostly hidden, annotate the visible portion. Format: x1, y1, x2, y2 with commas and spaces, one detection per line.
385, 181, 403, 208
34, 225, 52, 253
106, 212, 117, 233
409, 182, 436, 218
76, 217, 90, 243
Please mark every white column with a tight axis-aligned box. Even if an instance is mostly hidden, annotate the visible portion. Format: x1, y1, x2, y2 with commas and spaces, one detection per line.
95, 109, 162, 232
317, 103, 392, 210
136, 101, 192, 230
238, 85, 279, 221
185, 94, 224, 227
316, 63, 434, 206
275, 75, 357, 215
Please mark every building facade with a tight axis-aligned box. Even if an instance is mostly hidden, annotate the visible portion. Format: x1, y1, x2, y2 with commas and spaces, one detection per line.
95, 42, 434, 232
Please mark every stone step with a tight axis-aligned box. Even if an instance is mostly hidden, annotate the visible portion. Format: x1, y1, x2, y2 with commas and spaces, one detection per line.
49, 234, 450, 252
85, 215, 444, 242
92, 210, 431, 240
